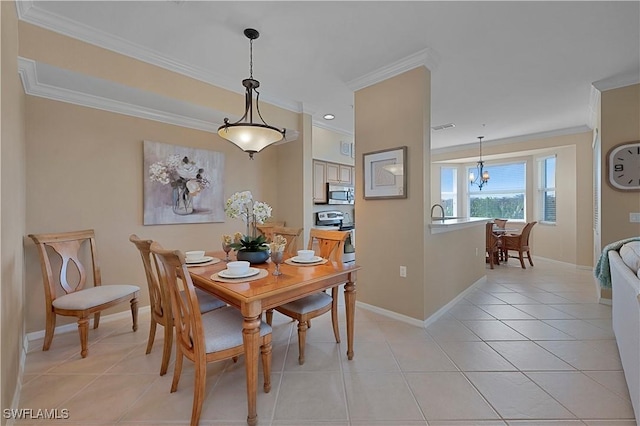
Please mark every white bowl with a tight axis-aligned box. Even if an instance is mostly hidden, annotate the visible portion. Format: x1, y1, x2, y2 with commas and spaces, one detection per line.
297, 250, 315, 260
226, 261, 250, 276
185, 250, 205, 261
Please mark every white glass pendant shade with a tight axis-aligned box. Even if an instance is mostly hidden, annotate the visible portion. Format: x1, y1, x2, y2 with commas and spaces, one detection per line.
218, 124, 284, 155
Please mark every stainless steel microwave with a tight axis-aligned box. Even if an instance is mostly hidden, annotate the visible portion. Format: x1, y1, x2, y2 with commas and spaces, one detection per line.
327, 184, 354, 205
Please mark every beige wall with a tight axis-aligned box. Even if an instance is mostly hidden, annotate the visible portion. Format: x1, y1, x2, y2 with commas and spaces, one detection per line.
23, 96, 284, 333
432, 131, 594, 267
600, 84, 640, 246
355, 68, 429, 320
1, 1, 27, 418
19, 24, 303, 334
312, 126, 354, 166
355, 67, 485, 321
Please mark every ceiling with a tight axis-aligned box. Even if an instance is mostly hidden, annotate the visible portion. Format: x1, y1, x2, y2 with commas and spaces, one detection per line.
18, 1, 640, 151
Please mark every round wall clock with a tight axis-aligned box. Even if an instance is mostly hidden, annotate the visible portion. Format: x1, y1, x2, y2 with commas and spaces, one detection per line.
607, 141, 640, 191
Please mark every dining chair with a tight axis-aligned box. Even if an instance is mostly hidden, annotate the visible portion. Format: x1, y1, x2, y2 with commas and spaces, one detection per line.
129, 235, 226, 376
150, 242, 272, 426
266, 229, 349, 365
485, 222, 502, 269
493, 219, 508, 260
28, 229, 140, 358
502, 221, 537, 269
270, 226, 303, 255
256, 221, 286, 241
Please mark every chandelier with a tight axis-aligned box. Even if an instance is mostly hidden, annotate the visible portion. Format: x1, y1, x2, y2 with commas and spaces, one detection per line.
217, 28, 285, 159
469, 136, 490, 190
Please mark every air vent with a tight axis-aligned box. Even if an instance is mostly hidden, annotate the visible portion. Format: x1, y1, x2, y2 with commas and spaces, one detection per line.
432, 123, 456, 131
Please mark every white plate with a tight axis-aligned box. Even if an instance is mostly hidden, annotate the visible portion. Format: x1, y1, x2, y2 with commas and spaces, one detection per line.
291, 256, 323, 264
185, 256, 214, 264
217, 267, 260, 279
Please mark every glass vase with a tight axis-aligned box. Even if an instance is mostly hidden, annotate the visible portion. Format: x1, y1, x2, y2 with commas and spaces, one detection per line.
172, 186, 193, 215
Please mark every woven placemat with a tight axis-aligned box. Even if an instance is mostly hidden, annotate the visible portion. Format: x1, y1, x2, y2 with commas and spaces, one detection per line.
186, 258, 221, 268
210, 268, 268, 283
284, 258, 328, 267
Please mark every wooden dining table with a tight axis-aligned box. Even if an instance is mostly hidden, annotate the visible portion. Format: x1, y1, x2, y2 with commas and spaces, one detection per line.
188, 251, 361, 426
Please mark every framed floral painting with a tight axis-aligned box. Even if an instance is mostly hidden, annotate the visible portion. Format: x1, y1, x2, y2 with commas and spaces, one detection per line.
143, 140, 225, 225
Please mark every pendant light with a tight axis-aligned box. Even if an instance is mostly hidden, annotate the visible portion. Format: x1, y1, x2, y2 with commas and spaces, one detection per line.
469, 136, 490, 190
217, 28, 286, 159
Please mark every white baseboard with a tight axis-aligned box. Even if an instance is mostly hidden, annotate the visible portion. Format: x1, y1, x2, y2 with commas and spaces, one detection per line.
356, 301, 425, 328
533, 255, 593, 270
599, 297, 612, 306
8, 335, 30, 426
25, 306, 150, 344
356, 275, 488, 329
422, 276, 487, 328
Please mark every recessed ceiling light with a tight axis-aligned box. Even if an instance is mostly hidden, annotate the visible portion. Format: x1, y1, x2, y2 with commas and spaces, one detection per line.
323, 114, 335, 120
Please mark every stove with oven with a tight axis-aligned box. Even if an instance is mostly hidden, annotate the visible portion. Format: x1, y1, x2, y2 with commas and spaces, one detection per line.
314, 211, 355, 262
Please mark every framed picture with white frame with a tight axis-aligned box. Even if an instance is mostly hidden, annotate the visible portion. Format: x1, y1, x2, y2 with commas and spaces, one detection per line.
363, 146, 407, 200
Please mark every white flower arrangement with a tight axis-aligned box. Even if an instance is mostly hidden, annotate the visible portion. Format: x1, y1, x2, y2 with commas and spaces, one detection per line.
225, 191, 273, 251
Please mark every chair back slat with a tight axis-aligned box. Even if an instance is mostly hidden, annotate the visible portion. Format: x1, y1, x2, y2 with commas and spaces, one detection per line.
486, 222, 500, 249
520, 221, 537, 245
151, 242, 204, 358
307, 229, 349, 262
29, 229, 100, 299
272, 226, 303, 255
130, 235, 166, 319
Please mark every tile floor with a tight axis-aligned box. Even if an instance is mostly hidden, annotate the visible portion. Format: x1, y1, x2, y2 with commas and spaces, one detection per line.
15, 258, 638, 425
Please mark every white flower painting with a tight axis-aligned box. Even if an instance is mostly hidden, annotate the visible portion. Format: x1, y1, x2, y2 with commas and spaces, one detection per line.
143, 140, 225, 225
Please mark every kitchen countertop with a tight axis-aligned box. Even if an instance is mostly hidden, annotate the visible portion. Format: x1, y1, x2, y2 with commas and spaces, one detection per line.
428, 217, 489, 234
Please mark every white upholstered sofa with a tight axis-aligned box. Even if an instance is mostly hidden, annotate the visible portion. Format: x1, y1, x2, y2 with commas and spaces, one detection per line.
610, 240, 640, 422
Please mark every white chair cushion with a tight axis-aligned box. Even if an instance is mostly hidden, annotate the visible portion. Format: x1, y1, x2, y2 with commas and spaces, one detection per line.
201, 306, 271, 353
194, 288, 226, 313
279, 292, 332, 315
620, 242, 640, 277
52, 285, 139, 310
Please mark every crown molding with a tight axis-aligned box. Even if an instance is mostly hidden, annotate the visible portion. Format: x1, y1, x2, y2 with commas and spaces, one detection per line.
587, 84, 601, 130
18, 57, 224, 133
311, 119, 354, 138
346, 47, 439, 92
16, 0, 302, 115
431, 125, 592, 156
592, 71, 640, 92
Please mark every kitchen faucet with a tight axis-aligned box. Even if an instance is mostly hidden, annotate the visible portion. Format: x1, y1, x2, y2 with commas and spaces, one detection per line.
431, 203, 445, 218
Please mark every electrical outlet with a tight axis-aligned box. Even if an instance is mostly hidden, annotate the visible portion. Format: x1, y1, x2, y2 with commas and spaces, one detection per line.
399, 266, 407, 278
475, 247, 479, 256
630, 213, 640, 223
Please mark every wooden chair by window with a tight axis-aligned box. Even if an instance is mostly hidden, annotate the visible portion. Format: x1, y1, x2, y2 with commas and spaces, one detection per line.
485, 222, 502, 269
502, 221, 537, 269
270, 226, 303, 255
29, 229, 139, 358
493, 219, 508, 260
256, 221, 286, 241
129, 235, 226, 376
150, 242, 272, 426
266, 229, 349, 364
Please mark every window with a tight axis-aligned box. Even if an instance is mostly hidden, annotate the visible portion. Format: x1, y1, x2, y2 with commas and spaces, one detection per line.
467, 161, 526, 220
538, 156, 556, 223
440, 167, 458, 216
